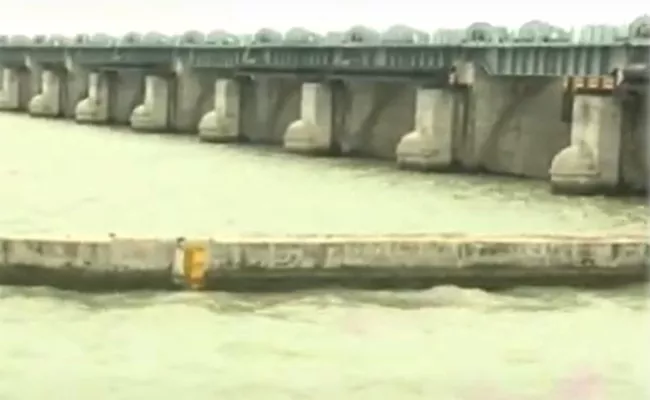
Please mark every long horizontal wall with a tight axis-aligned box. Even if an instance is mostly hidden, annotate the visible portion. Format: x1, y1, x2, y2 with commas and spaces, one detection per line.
0, 234, 647, 291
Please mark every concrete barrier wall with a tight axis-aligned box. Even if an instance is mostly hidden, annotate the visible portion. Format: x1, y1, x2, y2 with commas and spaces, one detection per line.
336, 81, 416, 159
1, 234, 647, 292
240, 77, 302, 144
461, 72, 571, 178
109, 71, 145, 125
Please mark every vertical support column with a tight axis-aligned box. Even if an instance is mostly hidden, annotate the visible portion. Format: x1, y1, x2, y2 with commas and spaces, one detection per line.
24, 55, 43, 111
396, 88, 455, 170
130, 74, 170, 132
283, 82, 333, 154
198, 78, 241, 142
549, 94, 622, 195
75, 72, 109, 124
28, 70, 62, 117
0, 67, 20, 110
172, 57, 204, 132
62, 55, 89, 118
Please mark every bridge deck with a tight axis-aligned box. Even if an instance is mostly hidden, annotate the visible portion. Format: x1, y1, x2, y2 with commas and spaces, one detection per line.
1, 17, 648, 77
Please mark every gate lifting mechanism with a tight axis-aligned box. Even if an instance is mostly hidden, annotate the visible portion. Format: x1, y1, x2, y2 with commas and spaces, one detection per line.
561, 65, 648, 121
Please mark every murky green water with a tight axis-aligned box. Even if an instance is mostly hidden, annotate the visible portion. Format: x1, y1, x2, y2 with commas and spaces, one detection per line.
0, 114, 646, 236
0, 286, 647, 400
0, 114, 648, 399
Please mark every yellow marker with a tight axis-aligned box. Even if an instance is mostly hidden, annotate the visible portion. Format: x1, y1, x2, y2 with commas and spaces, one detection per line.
183, 243, 207, 289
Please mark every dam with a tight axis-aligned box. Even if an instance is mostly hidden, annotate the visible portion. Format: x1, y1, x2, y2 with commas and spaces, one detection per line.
0, 16, 648, 195
0, 17, 648, 291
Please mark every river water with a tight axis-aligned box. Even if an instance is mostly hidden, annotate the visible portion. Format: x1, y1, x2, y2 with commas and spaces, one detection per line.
0, 114, 648, 399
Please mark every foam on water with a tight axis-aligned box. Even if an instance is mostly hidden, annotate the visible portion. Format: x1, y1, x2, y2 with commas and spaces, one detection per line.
0, 286, 647, 399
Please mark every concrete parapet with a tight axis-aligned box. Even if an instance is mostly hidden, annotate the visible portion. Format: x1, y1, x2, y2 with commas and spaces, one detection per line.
0, 234, 647, 292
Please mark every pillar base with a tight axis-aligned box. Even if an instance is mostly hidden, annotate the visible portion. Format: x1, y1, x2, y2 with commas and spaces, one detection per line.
74, 98, 107, 125
549, 144, 605, 195
130, 105, 164, 132
197, 110, 240, 143
283, 120, 332, 155
28, 94, 58, 117
396, 131, 453, 171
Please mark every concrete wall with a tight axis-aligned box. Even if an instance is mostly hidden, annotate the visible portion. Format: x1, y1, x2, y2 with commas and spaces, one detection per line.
461, 70, 571, 178
619, 96, 649, 192
0, 235, 647, 291
169, 69, 218, 133
240, 77, 302, 144
18, 67, 39, 110
335, 81, 416, 159
106, 70, 145, 125
61, 68, 89, 118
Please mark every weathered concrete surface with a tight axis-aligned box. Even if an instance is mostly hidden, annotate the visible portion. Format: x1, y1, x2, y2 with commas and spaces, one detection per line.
28, 70, 62, 117
0, 236, 175, 290
198, 78, 243, 142
199, 77, 301, 144
61, 62, 90, 118
285, 81, 415, 157
75, 70, 145, 125
170, 69, 217, 133
396, 88, 456, 170
0, 68, 21, 110
335, 82, 415, 159
1, 234, 647, 292
461, 69, 571, 177
23, 64, 87, 118
0, 67, 41, 111
75, 72, 109, 123
619, 96, 649, 193
243, 77, 301, 144
284, 81, 334, 154
130, 75, 170, 131
110, 70, 145, 125
550, 95, 623, 195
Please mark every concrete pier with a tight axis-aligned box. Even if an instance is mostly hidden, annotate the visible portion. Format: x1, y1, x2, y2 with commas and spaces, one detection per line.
130, 75, 170, 131
284, 82, 334, 154
396, 88, 456, 170
28, 70, 61, 117
198, 78, 241, 142
0, 234, 647, 292
0, 16, 647, 195
550, 95, 622, 195
75, 72, 110, 123
0, 67, 20, 110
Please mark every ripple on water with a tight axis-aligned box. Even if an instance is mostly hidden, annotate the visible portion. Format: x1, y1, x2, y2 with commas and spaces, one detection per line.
0, 285, 647, 399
